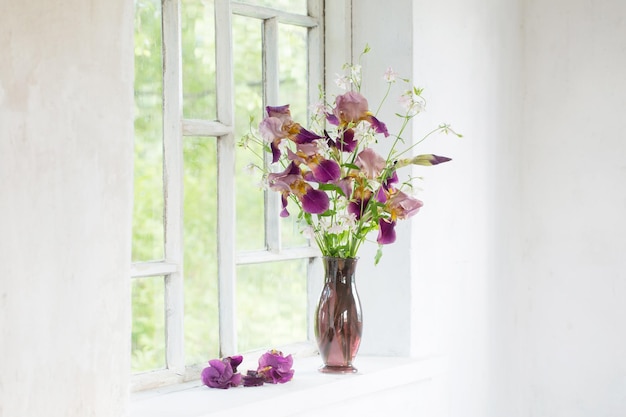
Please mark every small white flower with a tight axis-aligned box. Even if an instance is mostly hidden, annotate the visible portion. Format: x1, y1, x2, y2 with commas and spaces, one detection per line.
399, 91, 425, 115
335, 74, 351, 90
354, 123, 376, 145
309, 101, 327, 117
301, 225, 315, 240
383, 66, 398, 83
244, 163, 256, 175
350, 65, 362, 84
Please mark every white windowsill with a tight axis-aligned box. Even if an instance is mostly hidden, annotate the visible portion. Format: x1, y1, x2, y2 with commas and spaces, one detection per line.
130, 355, 446, 417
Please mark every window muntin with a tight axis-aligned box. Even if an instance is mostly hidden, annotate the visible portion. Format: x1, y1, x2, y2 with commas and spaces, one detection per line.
131, 0, 323, 389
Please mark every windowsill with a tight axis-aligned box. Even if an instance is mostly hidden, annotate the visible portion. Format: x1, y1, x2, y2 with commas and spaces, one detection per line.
130, 355, 446, 417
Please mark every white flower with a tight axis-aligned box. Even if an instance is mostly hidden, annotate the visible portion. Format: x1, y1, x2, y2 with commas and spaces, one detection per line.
354, 123, 376, 145
383, 66, 398, 83
335, 74, 351, 90
300, 225, 315, 240
309, 101, 327, 117
350, 64, 362, 84
244, 163, 256, 175
399, 91, 425, 115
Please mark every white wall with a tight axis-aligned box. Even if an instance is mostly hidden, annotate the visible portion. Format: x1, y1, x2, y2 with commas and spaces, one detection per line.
520, 0, 626, 415
405, 0, 626, 416
409, 0, 524, 416
0, 2, 134, 417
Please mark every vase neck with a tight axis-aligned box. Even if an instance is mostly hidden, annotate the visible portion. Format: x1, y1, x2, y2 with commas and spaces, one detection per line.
323, 257, 358, 285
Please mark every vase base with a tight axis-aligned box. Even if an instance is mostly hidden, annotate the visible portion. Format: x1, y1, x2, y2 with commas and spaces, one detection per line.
318, 364, 358, 374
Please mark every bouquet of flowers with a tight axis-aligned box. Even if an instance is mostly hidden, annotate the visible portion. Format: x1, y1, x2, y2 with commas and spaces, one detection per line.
240, 47, 461, 263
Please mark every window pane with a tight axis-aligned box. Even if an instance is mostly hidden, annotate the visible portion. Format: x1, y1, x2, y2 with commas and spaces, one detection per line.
236, 260, 308, 352
279, 23, 309, 248
131, 276, 166, 373
182, 0, 217, 120
233, 15, 266, 252
133, 0, 164, 262
183, 137, 220, 365
238, 0, 307, 14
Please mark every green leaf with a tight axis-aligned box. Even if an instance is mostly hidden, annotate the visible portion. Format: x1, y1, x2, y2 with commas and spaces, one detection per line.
374, 245, 383, 265
342, 162, 360, 170
317, 183, 344, 196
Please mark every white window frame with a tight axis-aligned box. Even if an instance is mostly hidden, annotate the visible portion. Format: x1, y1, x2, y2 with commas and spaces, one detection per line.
130, 0, 326, 391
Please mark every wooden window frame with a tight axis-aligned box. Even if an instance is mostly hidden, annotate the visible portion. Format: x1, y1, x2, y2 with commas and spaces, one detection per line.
131, 0, 325, 391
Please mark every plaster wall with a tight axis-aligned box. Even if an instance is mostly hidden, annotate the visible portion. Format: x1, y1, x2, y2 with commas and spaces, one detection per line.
520, 0, 626, 415
0, 1, 134, 416
409, 0, 523, 416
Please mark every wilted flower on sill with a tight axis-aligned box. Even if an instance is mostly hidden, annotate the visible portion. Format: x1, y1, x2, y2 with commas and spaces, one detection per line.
242, 370, 265, 387
257, 350, 295, 384
201, 355, 243, 389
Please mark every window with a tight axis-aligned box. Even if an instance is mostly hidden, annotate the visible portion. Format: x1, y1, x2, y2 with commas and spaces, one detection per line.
131, 0, 324, 389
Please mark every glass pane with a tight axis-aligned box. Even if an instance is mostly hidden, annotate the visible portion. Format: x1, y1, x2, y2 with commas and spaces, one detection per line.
238, 0, 307, 14
183, 137, 220, 365
233, 15, 266, 252
131, 276, 166, 373
279, 23, 309, 248
236, 260, 308, 352
133, 0, 164, 262
181, 0, 217, 120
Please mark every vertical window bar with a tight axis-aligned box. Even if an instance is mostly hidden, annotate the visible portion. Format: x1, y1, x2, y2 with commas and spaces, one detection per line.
162, 0, 185, 374
215, 0, 237, 357
262, 17, 281, 253
306, 0, 324, 342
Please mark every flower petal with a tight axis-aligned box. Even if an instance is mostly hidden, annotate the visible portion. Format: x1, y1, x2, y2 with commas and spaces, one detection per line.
326, 112, 340, 126
337, 129, 357, 152
295, 127, 323, 143
366, 114, 389, 137
377, 219, 396, 245
333, 91, 369, 124
300, 188, 329, 214
356, 148, 387, 179
257, 350, 295, 384
311, 159, 341, 183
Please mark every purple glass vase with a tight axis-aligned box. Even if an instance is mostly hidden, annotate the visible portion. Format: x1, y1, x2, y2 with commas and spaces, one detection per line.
314, 256, 362, 373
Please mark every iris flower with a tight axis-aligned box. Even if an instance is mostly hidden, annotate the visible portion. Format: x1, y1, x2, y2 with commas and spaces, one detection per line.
257, 350, 294, 384
201, 355, 243, 389
327, 91, 389, 137
267, 162, 329, 216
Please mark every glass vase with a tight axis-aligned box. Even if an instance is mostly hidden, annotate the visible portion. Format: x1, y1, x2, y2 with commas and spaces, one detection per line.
314, 256, 362, 373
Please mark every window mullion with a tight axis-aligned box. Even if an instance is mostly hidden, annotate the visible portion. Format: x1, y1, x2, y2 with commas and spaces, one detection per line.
306, 0, 325, 343
162, 0, 185, 375
262, 17, 282, 253
215, 0, 237, 357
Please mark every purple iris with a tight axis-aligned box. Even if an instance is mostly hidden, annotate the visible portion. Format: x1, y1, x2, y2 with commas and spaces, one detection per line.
310, 159, 341, 183
201, 355, 243, 389
411, 154, 453, 166
295, 127, 323, 143
377, 219, 397, 245
348, 197, 370, 220
337, 128, 358, 152
257, 350, 295, 384
365, 114, 389, 137
387, 190, 423, 220
301, 188, 330, 214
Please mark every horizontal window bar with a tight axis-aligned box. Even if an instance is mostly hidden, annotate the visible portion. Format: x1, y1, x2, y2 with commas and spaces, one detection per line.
231, 2, 318, 27
131, 261, 179, 278
236, 246, 321, 265
182, 119, 233, 137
